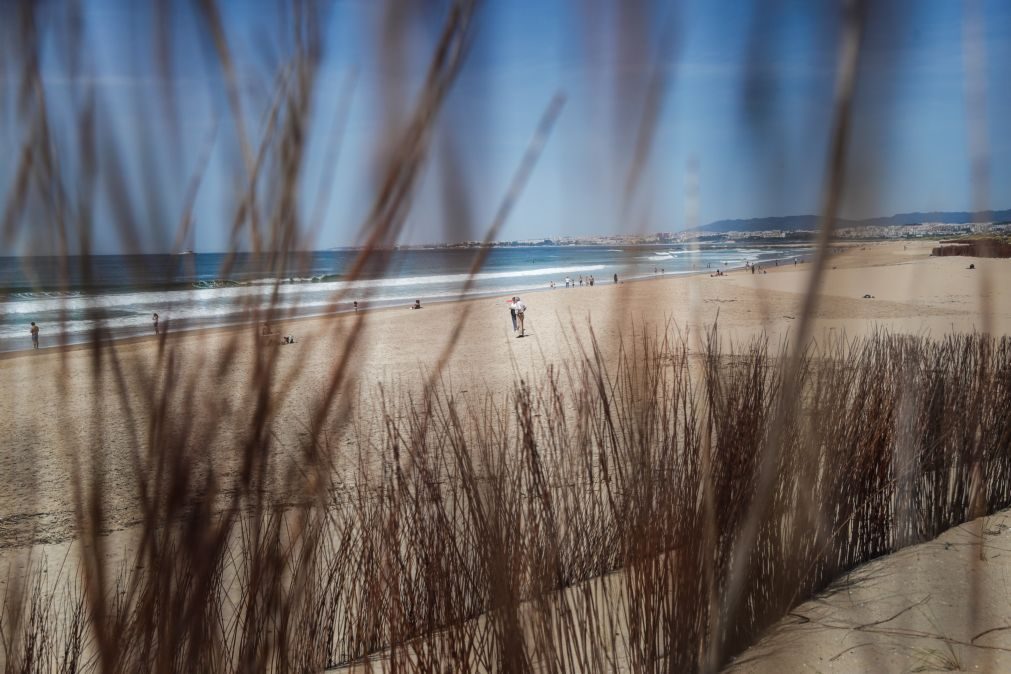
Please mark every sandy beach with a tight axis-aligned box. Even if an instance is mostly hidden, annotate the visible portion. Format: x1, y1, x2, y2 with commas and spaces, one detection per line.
2, 240, 1009, 550
729, 508, 1011, 673
2, 240, 1010, 673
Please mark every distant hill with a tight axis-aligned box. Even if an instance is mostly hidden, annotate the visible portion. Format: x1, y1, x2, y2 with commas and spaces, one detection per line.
698, 209, 1011, 233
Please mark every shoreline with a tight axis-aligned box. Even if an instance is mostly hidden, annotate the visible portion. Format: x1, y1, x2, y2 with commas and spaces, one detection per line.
3, 239, 1009, 547
2, 240, 1011, 672
0, 245, 818, 358
0, 259, 784, 361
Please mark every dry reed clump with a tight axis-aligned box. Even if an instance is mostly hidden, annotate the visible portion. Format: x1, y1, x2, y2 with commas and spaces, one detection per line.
1, 1, 1006, 671
2, 328, 1010, 673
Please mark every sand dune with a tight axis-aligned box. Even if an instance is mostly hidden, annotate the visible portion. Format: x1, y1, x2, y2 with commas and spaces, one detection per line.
729, 509, 1011, 673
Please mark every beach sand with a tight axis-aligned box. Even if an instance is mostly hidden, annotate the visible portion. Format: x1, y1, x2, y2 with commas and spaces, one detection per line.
2, 240, 1009, 547
729, 508, 1011, 673
327, 508, 1011, 674
1, 240, 1009, 670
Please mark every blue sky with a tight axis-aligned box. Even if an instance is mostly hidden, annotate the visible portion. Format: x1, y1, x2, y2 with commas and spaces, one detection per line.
2, 0, 1010, 253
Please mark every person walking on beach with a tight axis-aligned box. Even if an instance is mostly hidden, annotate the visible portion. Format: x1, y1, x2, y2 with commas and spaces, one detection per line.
152, 313, 159, 334
512, 296, 527, 337
30, 322, 39, 349
613, 273, 618, 284
508, 297, 518, 332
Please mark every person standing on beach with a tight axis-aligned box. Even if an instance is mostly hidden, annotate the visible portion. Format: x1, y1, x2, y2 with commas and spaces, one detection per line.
508, 297, 518, 332
152, 313, 159, 334
512, 296, 527, 337
30, 322, 39, 349
613, 273, 618, 284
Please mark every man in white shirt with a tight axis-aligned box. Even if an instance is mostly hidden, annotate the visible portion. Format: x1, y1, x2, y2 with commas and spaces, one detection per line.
512, 297, 527, 337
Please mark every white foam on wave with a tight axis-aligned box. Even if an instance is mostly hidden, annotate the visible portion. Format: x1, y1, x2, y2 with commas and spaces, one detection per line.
0, 282, 562, 340
0, 264, 607, 317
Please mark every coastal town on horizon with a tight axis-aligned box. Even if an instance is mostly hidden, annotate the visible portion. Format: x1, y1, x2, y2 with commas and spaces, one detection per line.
391, 209, 1011, 250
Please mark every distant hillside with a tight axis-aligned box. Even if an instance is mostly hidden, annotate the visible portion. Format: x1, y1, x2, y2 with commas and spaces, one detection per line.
698, 209, 1011, 233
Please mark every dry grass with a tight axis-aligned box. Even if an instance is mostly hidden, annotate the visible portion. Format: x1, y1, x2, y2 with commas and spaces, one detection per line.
2, 0, 1008, 672
2, 329, 1010, 672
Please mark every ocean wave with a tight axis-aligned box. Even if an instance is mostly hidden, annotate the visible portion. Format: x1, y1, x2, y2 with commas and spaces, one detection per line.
0, 282, 565, 340
247, 273, 342, 285
0, 264, 607, 317
191, 279, 244, 289
7, 290, 84, 300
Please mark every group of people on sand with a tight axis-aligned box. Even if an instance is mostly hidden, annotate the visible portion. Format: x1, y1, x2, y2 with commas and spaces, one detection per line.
555, 273, 619, 289
562, 275, 596, 288
709, 257, 803, 278
26, 313, 166, 350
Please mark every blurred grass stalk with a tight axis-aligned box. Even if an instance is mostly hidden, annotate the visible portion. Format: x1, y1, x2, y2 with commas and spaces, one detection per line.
1, 0, 1008, 672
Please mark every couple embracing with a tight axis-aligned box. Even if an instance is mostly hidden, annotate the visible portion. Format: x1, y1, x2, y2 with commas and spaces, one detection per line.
508, 296, 527, 338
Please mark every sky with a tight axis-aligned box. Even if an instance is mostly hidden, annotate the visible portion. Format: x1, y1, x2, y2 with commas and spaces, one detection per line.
2, 0, 1011, 254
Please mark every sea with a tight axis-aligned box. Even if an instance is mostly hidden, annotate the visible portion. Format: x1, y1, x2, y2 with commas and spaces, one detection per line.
0, 244, 810, 353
